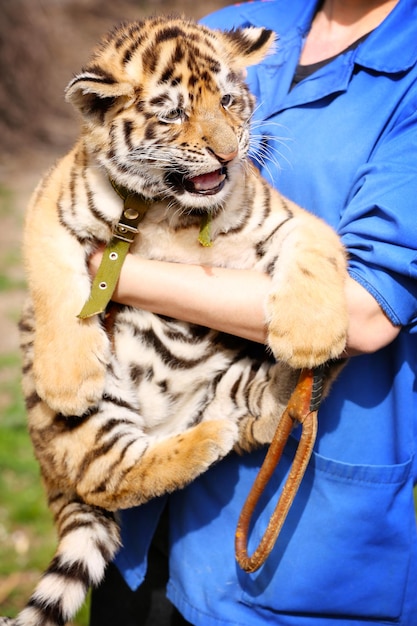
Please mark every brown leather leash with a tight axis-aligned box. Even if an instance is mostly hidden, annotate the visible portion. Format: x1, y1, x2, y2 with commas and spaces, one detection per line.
235, 365, 327, 573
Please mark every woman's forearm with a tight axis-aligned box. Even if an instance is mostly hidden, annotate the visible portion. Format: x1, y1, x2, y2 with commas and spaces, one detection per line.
111, 253, 271, 344
344, 276, 400, 355
90, 251, 401, 355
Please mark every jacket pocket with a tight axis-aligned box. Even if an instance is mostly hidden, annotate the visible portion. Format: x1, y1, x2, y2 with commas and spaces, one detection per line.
239, 441, 413, 621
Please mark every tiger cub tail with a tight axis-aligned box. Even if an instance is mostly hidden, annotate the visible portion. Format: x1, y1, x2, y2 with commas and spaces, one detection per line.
1, 496, 120, 626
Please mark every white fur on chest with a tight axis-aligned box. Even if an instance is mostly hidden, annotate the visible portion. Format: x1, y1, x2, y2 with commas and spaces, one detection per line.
132, 219, 260, 269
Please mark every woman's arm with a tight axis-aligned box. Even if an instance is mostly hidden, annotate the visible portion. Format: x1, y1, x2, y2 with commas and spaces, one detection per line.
89, 250, 401, 356
92, 251, 271, 343
344, 277, 400, 355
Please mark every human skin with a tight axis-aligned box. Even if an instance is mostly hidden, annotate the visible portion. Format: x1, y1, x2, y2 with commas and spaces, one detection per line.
89, 251, 400, 357
300, 0, 400, 64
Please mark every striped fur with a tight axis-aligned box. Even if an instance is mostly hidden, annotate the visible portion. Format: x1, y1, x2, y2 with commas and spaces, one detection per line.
2, 17, 348, 625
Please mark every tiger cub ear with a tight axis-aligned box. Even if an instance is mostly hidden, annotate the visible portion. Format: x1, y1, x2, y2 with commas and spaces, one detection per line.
218, 27, 276, 69
65, 70, 134, 120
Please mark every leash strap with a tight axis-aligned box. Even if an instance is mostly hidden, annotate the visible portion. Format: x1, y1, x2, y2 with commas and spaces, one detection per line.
235, 366, 327, 573
78, 186, 149, 319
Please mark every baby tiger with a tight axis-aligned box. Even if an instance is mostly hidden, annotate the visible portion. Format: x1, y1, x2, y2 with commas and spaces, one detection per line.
1, 16, 348, 626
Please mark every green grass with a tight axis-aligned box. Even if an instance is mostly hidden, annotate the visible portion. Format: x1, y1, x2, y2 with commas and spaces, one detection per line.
0, 271, 26, 293
0, 353, 90, 624
0, 184, 13, 217
0, 185, 25, 293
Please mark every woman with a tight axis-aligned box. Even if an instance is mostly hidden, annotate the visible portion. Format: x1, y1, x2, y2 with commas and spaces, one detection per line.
90, 1, 417, 624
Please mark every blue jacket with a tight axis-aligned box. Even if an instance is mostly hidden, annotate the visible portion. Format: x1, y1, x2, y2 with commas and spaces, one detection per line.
116, 1, 417, 624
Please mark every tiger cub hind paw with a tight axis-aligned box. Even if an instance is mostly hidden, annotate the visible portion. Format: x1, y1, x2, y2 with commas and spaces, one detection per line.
189, 419, 239, 468
115, 420, 239, 507
161, 420, 238, 482
166, 420, 238, 481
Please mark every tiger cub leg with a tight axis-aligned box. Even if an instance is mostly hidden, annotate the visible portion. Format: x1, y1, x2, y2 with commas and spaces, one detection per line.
234, 358, 345, 453
77, 418, 238, 510
233, 360, 300, 453
26, 358, 238, 512
265, 197, 349, 369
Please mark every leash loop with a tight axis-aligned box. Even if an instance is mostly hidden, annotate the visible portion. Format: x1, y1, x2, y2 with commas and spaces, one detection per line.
235, 366, 326, 573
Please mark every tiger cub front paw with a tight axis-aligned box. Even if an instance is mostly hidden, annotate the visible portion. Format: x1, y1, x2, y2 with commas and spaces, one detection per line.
34, 319, 110, 415
267, 283, 348, 369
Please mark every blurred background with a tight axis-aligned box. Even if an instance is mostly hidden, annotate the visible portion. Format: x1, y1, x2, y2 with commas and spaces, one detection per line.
0, 1, 230, 622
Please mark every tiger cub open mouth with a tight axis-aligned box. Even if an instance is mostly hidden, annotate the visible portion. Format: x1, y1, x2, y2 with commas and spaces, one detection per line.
168, 167, 227, 196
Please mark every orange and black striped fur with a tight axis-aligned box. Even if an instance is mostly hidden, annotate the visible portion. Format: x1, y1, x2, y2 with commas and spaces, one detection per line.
2, 17, 348, 626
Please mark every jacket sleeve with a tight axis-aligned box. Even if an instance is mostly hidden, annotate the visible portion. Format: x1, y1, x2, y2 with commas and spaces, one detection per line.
339, 96, 417, 332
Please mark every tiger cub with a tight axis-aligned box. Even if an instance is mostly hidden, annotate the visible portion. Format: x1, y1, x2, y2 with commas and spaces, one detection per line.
2, 16, 348, 626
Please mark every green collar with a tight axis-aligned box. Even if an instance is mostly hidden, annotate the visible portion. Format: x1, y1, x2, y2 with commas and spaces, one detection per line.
78, 181, 150, 319
78, 180, 214, 319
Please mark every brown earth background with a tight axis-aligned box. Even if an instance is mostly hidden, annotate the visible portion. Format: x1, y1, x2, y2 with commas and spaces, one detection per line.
0, 0, 231, 354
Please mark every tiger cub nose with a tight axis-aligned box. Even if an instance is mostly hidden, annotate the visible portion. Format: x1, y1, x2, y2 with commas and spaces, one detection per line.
207, 146, 238, 163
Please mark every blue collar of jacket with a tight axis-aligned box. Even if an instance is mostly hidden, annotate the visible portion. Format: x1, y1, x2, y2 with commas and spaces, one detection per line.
228, 0, 417, 119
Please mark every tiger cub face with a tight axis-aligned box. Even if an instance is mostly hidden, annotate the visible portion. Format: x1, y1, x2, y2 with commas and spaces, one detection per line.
65, 17, 275, 211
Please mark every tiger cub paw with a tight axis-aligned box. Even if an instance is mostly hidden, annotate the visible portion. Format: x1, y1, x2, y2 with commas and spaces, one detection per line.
267, 287, 348, 369
34, 321, 110, 415
175, 420, 238, 480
